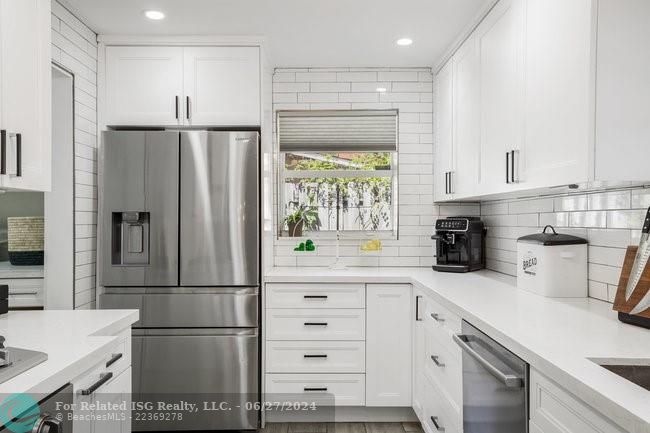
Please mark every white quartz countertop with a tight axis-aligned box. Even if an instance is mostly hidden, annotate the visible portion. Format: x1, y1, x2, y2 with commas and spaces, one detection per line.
0, 261, 44, 279
0, 309, 139, 395
266, 267, 650, 432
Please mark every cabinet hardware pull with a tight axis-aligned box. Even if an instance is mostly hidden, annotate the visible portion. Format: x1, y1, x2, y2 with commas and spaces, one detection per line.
304, 322, 328, 326
415, 295, 423, 321
430, 355, 445, 367
448, 172, 453, 194
453, 334, 524, 388
304, 387, 328, 392
303, 295, 328, 299
304, 354, 328, 358
9, 292, 38, 296
511, 150, 516, 183
430, 416, 445, 432
430, 313, 445, 322
175, 96, 180, 119
81, 372, 113, 396
186, 96, 191, 120
444, 172, 449, 194
106, 353, 123, 368
15, 133, 21, 177
0, 130, 6, 175
506, 152, 510, 184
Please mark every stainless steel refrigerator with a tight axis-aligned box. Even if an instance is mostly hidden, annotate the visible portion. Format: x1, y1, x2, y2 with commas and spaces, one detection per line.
98, 130, 260, 431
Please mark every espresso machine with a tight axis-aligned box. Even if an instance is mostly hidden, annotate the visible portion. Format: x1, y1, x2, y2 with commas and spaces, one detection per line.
432, 217, 486, 272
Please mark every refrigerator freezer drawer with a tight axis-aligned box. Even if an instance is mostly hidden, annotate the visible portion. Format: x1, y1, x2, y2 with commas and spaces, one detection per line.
100, 290, 258, 328
132, 329, 259, 431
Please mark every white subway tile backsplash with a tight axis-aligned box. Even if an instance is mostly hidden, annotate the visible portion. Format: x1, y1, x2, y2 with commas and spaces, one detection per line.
554, 195, 588, 211
588, 191, 631, 210
589, 246, 626, 267
607, 209, 646, 229
273, 67, 434, 267
569, 211, 607, 228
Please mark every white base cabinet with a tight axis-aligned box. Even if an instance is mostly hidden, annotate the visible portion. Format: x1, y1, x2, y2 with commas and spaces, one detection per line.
0, 0, 51, 192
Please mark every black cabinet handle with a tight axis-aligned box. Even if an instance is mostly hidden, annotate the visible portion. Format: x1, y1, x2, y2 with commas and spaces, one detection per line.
304, 322, 328, 326
415, 295, 423, 321
431, 355, 445, 368
15, 133, 21, 177
430, 416, 444, 432
106, 353, 123, 368
0, 130, 6, 175
511, 150, 516, 183
506, 152, 510, 184
81, 372, 113, 396
448, 171, 453, 194
186, 96, 191, 120
175, 96, 179, 119
430, 313, 445, 323
304, 387, 328, 392
304, 354, 328, 358
304, 295, 328, 299
444, 172, 448, 194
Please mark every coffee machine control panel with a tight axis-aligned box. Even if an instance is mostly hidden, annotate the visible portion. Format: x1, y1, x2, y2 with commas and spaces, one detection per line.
435, 218, 469, 232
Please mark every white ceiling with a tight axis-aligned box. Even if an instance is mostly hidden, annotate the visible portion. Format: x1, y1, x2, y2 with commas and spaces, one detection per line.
61, 0, 493, 68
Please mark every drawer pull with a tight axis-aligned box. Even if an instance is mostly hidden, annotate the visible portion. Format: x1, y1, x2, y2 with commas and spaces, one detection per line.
430, 355, 445, 368
304, 387, 328, 392
431, 313, 445, 323
106, 353, 123, 368
303, 295, 328, 299
430, 416, 445, 432
81, 372, 113, 396
304, 322, 328, 326
303, 354, 328, 359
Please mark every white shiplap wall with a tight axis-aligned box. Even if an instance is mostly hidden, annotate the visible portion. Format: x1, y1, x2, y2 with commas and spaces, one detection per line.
51, 1, 98, 309
272, 67, 478, 267
481, 187, 650, 303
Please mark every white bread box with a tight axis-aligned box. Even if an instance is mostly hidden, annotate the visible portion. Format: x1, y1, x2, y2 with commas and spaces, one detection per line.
517, 225, 588, 297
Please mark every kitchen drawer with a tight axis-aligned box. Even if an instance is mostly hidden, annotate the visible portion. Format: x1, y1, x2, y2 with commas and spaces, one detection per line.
266, 309, 365, 341
266, 341, 365, 373
0, 278, 44, 308
103, 329, 131, 377
421, 376, 462, 433
530, 369, 626, 433
265, 373, 365, 406
423, 326, 462, 412
423, 294, 462, 335
266, 283, 365, 309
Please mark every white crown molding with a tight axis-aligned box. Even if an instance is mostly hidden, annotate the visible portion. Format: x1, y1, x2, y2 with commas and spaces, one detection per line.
97, 34, 267, 46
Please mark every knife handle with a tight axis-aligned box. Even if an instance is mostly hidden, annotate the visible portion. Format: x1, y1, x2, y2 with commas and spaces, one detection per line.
643, 207, 650, 234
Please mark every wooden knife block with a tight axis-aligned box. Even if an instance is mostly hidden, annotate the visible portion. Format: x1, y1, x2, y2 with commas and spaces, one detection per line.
614, 246, 650, 325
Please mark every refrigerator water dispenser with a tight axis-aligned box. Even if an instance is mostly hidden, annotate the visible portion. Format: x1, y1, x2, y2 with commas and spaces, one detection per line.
112, 211, 150, 266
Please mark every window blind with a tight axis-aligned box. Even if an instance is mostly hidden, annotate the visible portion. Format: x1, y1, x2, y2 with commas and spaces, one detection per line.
277, 110, 398, 153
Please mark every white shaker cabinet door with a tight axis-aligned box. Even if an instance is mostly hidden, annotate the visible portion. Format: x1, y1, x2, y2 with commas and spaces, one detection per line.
451, 34, 480, 199
183, 47, 260, 126
433, 61, 454, 202
366, 284, 412, 406
521, 0, 593, 188
0, 0, 51, 191
476, 0, 524, 194
105, 46, 184, 126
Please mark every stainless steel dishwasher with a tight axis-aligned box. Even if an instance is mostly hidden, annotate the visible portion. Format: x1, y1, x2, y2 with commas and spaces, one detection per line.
453, 320, 528, 433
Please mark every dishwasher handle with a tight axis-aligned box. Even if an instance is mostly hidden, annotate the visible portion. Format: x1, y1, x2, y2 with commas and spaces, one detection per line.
453, 334, 523, 388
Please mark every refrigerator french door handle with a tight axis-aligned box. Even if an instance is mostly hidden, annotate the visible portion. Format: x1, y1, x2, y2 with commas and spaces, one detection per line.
0, 130, 6, 175
453, 334, 523, 388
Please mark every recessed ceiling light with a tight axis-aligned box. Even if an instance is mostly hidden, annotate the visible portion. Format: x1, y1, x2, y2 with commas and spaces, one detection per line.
144, 10, 165, 20
396, 38, 413, 46
376, 87, 387, 93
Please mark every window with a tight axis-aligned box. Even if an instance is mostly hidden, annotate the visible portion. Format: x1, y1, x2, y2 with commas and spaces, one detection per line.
277, 110, 398, 237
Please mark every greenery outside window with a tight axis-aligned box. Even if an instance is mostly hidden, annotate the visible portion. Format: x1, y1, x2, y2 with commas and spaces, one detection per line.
277, 110, 398, 238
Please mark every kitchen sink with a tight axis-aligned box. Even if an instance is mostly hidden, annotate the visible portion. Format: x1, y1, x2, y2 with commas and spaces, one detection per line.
590, 359, 650, 391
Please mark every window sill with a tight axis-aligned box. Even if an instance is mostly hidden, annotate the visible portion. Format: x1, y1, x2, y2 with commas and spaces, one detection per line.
277, 231, 397, 242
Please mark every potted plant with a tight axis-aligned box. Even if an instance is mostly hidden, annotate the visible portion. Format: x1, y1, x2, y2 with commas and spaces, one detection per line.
284, 205, 320, 237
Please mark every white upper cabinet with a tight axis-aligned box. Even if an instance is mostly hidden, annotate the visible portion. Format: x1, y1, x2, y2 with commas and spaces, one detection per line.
0, 0, 51, 192
521, 0, 592, 188
433, 61, 454, 202
434, 0, 650, 202
451, 33, 480, 199
103, 45, 261, 127
184, 47, 260, 126
105, 46, 184, 126
594, 0, 650, 182
476, 0, 524, 194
